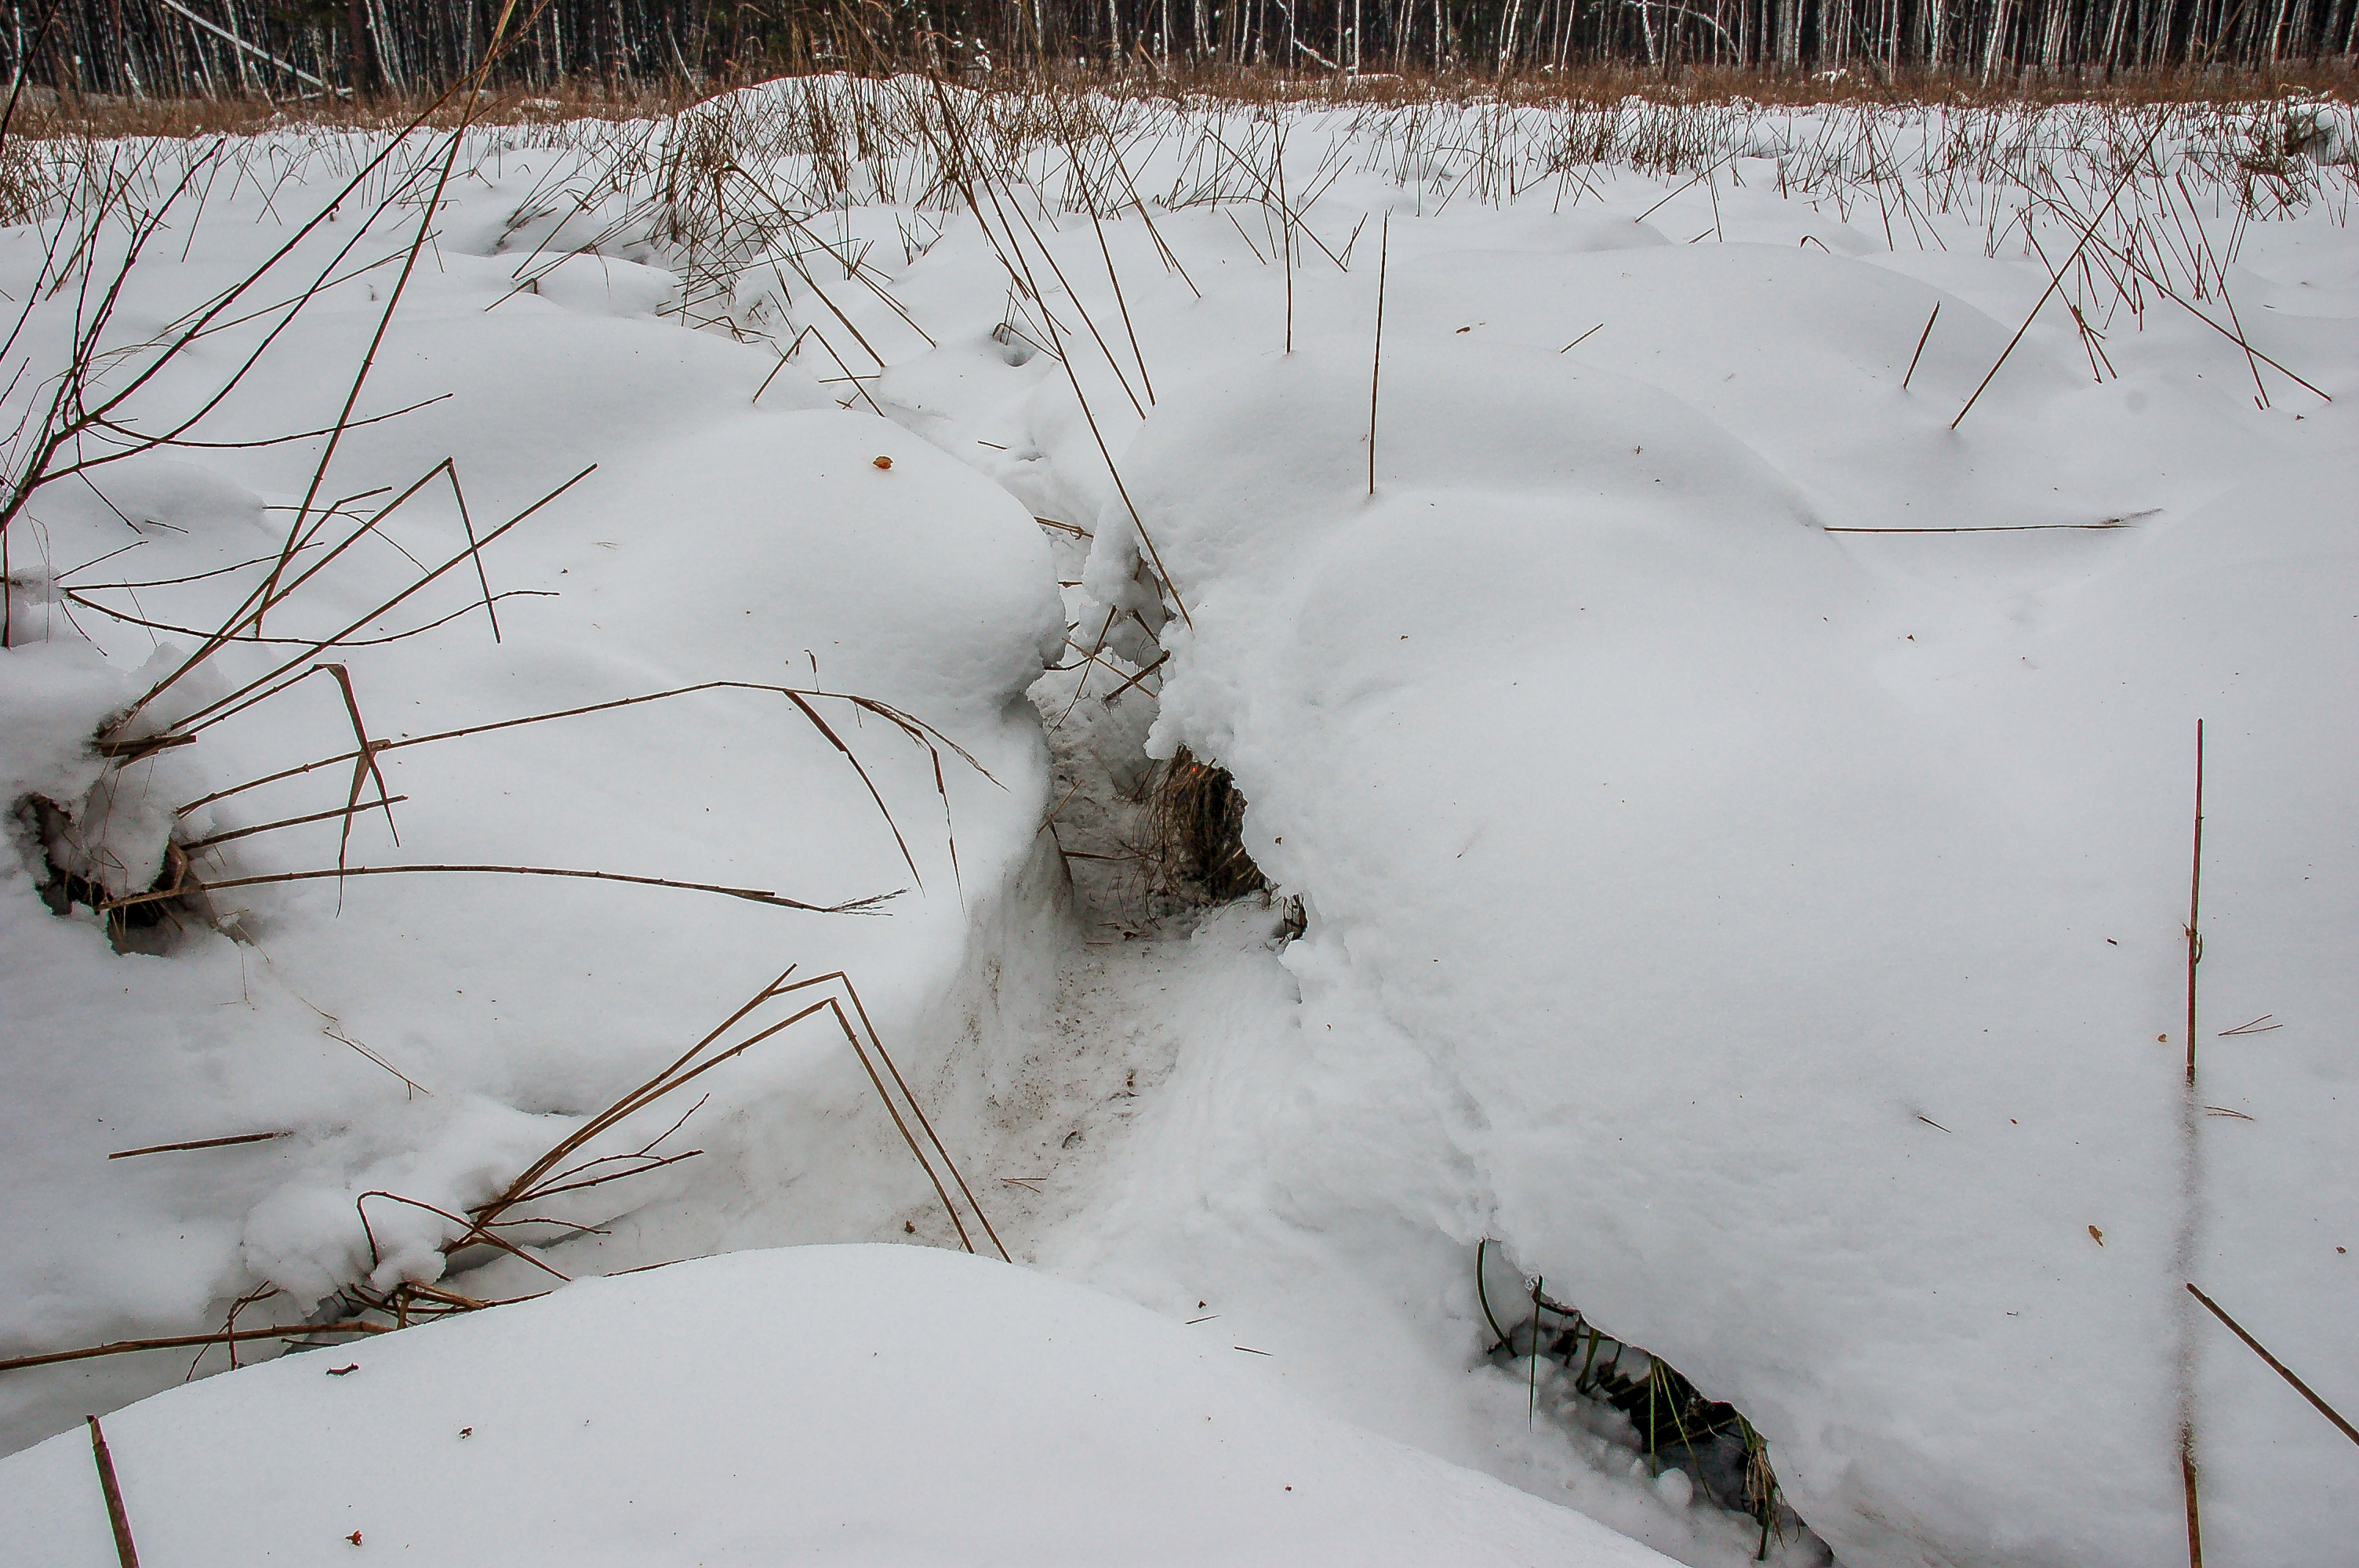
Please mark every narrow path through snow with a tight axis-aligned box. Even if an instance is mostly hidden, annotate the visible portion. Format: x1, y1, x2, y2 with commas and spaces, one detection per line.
961, 545, 1826, 1568
975, 631, 1256, 1256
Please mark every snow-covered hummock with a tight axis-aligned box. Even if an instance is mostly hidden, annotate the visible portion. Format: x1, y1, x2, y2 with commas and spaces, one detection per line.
812, 87, 2355, 1568
0, 1244, 1674, 1567
1051, 161, 2359, 1568
0, 126, 1063, 1453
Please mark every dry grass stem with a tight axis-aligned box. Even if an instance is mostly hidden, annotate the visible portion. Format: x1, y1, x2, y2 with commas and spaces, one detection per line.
2186, 1283, 2359, 1450
0, 1321, 388, 1375
83, 1414, 140, 1568
107, 1130, 292, 1159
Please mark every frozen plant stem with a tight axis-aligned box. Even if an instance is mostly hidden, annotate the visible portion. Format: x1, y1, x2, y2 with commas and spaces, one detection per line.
2182, 1422, 2203, 1568
1528, 1274, 1542, 1422
2186, 718, 2204, 1089
85, 1415, 140, 1568
107, 1131, 291, 1160
1903, 302, 1939, 390
0, 1323, 387, 1374
2178, 717, 2206, 1568
1073, 144, 1154, 406
1277, 127, 1293, 354
1368, 212, 1387, 497
2185, 1283, 2359, 1449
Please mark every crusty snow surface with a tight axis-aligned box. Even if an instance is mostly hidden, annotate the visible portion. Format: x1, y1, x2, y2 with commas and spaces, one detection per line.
2, 81, 2356, 1568
0, 1245, 1680, 1567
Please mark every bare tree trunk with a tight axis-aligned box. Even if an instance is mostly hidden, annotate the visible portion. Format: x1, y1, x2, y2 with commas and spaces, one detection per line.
1981, 0, 2012, 74
2266, 0, 2295, 57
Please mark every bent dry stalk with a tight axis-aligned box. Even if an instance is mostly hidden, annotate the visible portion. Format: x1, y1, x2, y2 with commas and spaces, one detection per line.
2177, 718, 2205, 1568
2, 968, 1002, 1379
2185, 1283, 2359, 1450
85, 1414, 140, 1568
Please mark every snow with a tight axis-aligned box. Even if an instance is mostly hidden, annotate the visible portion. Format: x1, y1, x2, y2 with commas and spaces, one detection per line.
0, 1244, 1675, 1566
1069, 336, 2353, 1566
0, 124, 1065, 1453
888, 92, 2359, 1566
3, 82, 2357, 1568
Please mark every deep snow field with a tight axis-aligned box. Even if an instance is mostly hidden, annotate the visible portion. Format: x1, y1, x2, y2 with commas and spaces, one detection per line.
0, 79, 2354, 1568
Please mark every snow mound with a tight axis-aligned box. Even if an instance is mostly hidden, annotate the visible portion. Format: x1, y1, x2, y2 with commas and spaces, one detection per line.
0, 142, 1063, 1458
1079, 325, 2359, 1566
0, 1244, 1674, 1567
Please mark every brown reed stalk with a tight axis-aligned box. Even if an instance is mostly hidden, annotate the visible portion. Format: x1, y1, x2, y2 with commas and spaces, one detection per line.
2186, 1283, 2359, 1450
1368, 210, 1387, 495
2178, 716, 2207, 1568
2186, 719, 2205, 1085
0, 1321, 387, 1374
1277, 122, 1293, 353
84, 1415, 140, 1568
97, 862, 897, 916
107, 1130, 292, 1158
4, 0, 559, 590
177, 797, 405, 852
783, 971, 1010, 1260
1902, 301, 1939, 389
248, 130, 474, 636
994, 165, 1148, 418
140, 464, 594, 741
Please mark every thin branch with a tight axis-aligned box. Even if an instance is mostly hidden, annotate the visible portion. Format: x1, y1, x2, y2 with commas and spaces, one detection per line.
84, 1416, 140, 1568
96, 862, 901, 916
0, 1322, 387, 1374
2186, 1283, 2359, 1449
108, 1131, 293, 1160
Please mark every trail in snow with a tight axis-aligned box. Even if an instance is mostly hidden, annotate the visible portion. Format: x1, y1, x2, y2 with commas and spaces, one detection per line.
981, 593, 1233, 1254
983, 571, 1827, 1568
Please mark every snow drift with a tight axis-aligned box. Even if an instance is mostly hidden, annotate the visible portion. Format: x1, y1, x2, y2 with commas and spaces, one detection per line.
0, 1244, 1675, 1567
1070, 263, 2357, 1568
4, 83, 2356, 1568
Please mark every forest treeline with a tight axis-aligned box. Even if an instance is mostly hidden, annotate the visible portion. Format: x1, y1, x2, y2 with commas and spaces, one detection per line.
5, 0, 2353, 103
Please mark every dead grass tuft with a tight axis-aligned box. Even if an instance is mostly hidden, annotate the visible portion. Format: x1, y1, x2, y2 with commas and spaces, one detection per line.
1146, 747, 1267, 906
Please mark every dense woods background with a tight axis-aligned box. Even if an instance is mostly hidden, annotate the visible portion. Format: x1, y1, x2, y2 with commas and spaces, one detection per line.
2, 0, 2353, 107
